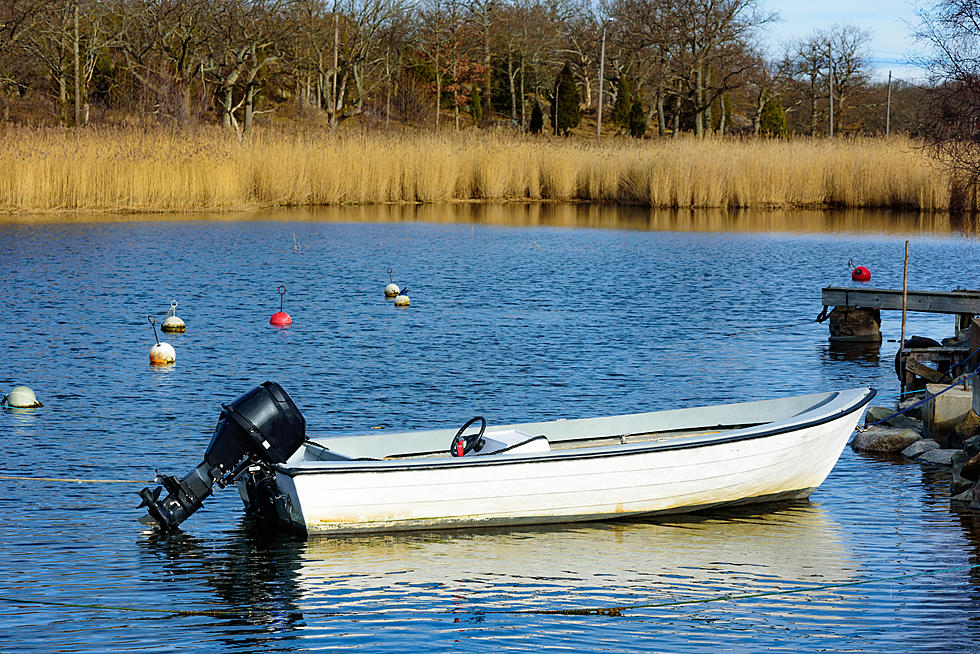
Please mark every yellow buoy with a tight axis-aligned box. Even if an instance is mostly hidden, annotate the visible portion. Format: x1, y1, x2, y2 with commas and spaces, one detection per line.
161, 299, 185, 333
2, 385, 43, 408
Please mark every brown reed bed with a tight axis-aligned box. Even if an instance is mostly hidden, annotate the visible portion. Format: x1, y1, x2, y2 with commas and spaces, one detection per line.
0, 126, 956, 214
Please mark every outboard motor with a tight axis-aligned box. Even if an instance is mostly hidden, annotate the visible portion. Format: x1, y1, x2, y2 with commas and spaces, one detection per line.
138, 381, 306, 531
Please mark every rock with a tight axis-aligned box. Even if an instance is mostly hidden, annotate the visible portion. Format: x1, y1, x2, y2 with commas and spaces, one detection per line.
961, 451, 980, 481
952, 469, 975, 494
901, 439, 940, 459
952, 483, 976, 502
964, 434, 980, 458
828, 306, 882, 343
923, 383, 974, 448
972, 484, 980, 511
864, 405, 921, 430
955, 410, 980, 440
898, 397, 924, 420
942, 327, 971, 348
916, 449, 959, 466
851, 427, 921, 454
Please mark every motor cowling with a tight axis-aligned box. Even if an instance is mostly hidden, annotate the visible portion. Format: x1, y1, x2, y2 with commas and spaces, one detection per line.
138, 381, 306, 531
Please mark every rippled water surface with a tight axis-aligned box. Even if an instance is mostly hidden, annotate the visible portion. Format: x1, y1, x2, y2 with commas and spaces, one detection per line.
2, 205, 980, 652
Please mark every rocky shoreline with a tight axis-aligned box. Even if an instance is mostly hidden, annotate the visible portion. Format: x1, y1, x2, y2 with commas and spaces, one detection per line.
852, 386, 980, 507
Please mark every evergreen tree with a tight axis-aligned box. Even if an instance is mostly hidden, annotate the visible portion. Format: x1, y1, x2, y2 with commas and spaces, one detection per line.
552, 62, 580, 135
759, 99, 788, 138
628, 99, 647, 139
529, 101, 543, 134
611, 77, 632, 131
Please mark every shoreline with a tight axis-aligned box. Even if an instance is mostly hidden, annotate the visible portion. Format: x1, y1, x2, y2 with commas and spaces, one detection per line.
0, 127, 957, 214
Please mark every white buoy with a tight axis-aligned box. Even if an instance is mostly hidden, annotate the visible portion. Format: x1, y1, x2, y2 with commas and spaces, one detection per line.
147, 315, 176, 366
394, 292, 410, 307
161, 299, 185, 333
384, 267, 400, 298
150, 342, 176, 366
2, 385, 43, 408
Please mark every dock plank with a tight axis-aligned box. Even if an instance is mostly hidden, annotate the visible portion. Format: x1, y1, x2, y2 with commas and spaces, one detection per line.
822, 287, 980, 315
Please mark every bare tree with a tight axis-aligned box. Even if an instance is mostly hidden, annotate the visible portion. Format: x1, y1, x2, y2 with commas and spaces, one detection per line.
114, 0, 214, 125
0, 0, 53, 56
913, 0, 980, 209
675, 0, 773, 137
22, 0, 113, 125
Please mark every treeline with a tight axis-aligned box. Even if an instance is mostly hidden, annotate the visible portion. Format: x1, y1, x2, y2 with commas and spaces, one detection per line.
0, 0, 927, 137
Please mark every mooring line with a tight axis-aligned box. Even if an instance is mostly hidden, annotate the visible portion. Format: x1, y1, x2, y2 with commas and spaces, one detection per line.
0, 595, 252, 618
512, 562, 980, 617
0, 475, 153, 484
2, 563, 977, 620
857, 365, 980, 433
722, 319, 818, 337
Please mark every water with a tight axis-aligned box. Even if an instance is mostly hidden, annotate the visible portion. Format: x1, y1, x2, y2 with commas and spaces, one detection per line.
1, 204, 980, 652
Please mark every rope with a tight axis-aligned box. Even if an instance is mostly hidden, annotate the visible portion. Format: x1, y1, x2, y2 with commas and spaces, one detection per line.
2, 563, 977, 619
722, 319, 817, 337
0, 475, 153, 484
518, 562, 980, 616
857, 365, 980, 432
0, 595, 254, 618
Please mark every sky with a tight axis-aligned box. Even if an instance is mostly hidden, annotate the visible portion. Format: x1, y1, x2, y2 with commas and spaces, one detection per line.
760, 0, 925, 82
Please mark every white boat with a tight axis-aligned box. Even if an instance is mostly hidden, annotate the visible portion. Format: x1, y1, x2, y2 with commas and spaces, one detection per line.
139, 384, 874, 536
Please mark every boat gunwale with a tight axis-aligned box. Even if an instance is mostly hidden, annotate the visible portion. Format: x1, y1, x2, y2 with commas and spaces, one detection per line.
277, 387, 876, 477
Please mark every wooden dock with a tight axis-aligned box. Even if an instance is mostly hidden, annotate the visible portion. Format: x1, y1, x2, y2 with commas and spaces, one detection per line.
822, 287, 980, 317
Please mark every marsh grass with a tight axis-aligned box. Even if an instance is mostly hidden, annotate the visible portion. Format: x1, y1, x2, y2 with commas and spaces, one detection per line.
0, 126, 956, 213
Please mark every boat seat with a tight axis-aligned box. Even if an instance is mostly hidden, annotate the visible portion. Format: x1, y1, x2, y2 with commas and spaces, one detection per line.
471, 430, 550, 456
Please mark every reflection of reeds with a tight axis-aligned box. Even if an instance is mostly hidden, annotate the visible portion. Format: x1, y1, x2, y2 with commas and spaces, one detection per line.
0, 127, 955, 213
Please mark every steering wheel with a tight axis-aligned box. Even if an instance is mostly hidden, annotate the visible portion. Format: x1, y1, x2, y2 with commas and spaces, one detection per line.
450, 416, 487, 457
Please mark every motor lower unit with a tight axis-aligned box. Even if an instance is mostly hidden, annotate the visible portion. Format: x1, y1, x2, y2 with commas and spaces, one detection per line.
138, 381, 306, 531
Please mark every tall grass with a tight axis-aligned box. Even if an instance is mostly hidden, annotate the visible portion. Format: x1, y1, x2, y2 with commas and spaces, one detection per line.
0, 126, 956, 213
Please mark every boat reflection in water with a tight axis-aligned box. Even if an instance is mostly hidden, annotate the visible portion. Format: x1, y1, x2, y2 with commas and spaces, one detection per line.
288, 502, 857, 617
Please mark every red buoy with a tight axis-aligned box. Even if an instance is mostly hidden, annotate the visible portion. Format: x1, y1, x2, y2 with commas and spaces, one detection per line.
270, 285, 292, 327
851, 266, 871, 282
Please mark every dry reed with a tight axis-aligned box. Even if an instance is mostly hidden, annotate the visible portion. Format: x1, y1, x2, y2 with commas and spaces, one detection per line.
0, 126, 956, 213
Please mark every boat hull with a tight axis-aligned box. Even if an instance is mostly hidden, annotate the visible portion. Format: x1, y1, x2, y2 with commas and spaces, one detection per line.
264, 393, 868, 535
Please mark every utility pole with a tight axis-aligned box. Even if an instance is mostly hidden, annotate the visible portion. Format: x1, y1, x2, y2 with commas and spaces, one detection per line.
886, 70, 892, 139
596, 25, 606, 141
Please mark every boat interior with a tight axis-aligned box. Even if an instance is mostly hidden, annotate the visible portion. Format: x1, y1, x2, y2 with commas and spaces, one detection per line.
291, 389, 860, 465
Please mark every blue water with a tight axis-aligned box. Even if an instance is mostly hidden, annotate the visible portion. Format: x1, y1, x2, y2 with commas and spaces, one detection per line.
1, 205, 980, 652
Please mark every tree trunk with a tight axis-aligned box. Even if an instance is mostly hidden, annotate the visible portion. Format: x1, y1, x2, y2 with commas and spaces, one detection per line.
73, 2, 81, 126
222, 85, 233, 128
694, 61, 703, 137
331, 13, 339, 128
656, 88, 665, 138
753, 90, 764, 136
704, 69, 713, 135
58, 75, 68, 124
435, 71, 441, 130
672, 93, 680, 138
243, 85, 256, 134
507, 51, 516, 121
482, 6, 492, 126
519, 61, 526, 128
